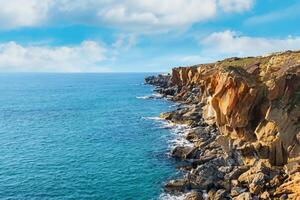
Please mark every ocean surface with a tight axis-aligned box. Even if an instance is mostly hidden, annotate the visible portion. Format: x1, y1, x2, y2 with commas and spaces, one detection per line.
0, 73, 180, 200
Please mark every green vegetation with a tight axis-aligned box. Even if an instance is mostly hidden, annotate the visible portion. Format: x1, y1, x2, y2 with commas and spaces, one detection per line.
218, 56, 270, 69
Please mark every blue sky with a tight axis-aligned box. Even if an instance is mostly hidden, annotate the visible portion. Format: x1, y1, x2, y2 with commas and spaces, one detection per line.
0, 0, 300, 72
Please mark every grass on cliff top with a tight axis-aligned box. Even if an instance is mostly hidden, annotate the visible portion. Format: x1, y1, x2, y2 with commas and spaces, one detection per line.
217, 56, 270, 69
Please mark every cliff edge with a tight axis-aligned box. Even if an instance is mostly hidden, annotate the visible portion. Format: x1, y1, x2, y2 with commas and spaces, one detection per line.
146, 50, 300, 200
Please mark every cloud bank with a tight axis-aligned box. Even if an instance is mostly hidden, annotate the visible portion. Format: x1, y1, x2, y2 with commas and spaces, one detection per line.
201, 30, 300, 57
0, 41, 109, 72
0, 0, 255, 31
1, 30, 300, 72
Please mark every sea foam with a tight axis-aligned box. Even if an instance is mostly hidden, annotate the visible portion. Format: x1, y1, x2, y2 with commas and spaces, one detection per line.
136, 93, 163, 100
143, 116, 193, 151
159, 192, 187, 200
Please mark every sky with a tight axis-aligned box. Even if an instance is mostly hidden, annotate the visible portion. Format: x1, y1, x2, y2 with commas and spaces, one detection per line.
0, 0, 300, 72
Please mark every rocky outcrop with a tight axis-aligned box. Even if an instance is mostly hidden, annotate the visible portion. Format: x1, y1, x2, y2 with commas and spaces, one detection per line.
145, 50, 300, 199
144, 73, 171, 88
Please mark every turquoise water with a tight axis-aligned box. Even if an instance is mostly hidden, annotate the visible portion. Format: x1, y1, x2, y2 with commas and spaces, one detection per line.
0, 74, 177, 200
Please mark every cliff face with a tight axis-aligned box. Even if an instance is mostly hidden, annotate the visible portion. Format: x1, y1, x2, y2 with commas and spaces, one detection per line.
146, 50, 300, 199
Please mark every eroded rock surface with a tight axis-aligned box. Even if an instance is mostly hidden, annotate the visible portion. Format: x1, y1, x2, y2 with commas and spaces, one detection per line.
146, 50, 300, 199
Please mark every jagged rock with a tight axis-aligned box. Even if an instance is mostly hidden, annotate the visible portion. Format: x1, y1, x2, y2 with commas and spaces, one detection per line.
213, 189, 228, 200
216, 135, 233, 154
145, 74, 171, 87
231, 180, 239, 187
233, 192, 253, 200
189, 162, 224, 190
225, 166, 250, 180
186, 131, 200, 141
190, 155, 216, 167
218, 166, 232, 174
269, 174, 282, 188
207, 189, 216, 200
249, 186, 263, 196
260, 191, 270, 199
239, 171, 266, 185
284, 160, 300, 175
274, 172, 300, 199
186, 128, 211, 143
177, 165, 193, 171
279, 194, 288, 200
184, 191, 203, 200
164, 179, 189, 192
238, 160, 271, 184
230, 186, 247, 197
162, 86, 178, 96
160, 112, 174, 120
171, 146, 198, 160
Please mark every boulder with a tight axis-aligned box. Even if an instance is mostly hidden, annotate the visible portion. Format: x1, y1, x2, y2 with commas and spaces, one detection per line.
189, 163, 224, 190
171, 146, 198, 160
164, 179, 189, 192
213, 189, 228, 200
225, 166, 249, 180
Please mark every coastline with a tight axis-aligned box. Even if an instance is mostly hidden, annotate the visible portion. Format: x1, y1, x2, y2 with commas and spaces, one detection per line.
144, 51, 300, 200
146, 76, 230, 200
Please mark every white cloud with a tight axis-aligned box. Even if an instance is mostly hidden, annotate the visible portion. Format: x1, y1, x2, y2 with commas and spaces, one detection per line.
201, 30, 300, 57
0, 0, 50, 29
0, 41, 110, 72
0, 0, 254, 31
97, 0, 218, 31
218, 0, 253, 12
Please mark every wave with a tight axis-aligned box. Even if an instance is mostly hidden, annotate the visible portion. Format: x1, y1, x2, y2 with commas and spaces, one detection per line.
169, 103, 181, 108
143, 116, 193, 149
136, 96, 152, 99
145, 116, 194, 199
159, 193, 187, 200
168, 124, 193, 149
136, 93, 163, 100
142, 116, 162, 121
160, 191, 208, 200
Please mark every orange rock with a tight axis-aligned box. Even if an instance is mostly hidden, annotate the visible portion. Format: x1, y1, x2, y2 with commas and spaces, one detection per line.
145, 50, 300, 199
170, 51, 300, 168
275, 172, 300, 199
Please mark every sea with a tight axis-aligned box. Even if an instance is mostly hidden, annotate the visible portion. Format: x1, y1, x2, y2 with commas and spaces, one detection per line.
0, 73, 187, 200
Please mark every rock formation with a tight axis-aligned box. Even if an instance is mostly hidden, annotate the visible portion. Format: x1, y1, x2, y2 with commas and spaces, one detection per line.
146, 50, 300, 199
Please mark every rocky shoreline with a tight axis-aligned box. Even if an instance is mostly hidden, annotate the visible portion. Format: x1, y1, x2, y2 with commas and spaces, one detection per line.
145, 51, 300, 200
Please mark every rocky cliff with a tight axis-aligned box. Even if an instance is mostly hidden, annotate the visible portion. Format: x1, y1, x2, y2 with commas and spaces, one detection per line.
146, 50, 300, 200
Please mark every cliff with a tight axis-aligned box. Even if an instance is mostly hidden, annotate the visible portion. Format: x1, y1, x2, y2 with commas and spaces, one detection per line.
146, 50, 300, 199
